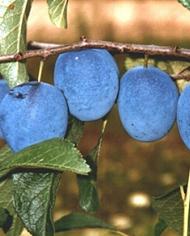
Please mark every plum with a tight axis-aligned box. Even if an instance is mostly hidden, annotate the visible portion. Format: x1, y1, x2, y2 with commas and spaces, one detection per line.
177, 85, 190, 149
118, 66, 179, 141
0, 79, 10, 139
54, 49, 119, 121
0, 79, 9, 101
0, 81, 68, 152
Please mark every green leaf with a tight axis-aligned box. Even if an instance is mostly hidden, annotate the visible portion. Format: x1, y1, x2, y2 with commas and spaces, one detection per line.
0, 0, 31, 87
154, 218, 168, 236
0, 208, 10, 229
152, 186, 184, 235
54, 212, 114, 232
178, 0, 190, 10
66, 116, 84, 145
47, 0, 69, 28
77, 120, 107, 212
0, 178, 24, 235
0, 146, 13, 163
77, 175, 99, 213
13, 171, 60, 236
0, 208, 8, 226
6, 214, 23, 236
0, 138, 90, 178
0, 178, 14, 214
77, 153, 99, 212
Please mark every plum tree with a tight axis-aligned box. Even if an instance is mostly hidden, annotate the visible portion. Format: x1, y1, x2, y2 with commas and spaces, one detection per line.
177, 85, 190, 149
54, 49, 119, 121
118, 66, 179, 141
0, 79, 10, 139
0, 82, 68, 152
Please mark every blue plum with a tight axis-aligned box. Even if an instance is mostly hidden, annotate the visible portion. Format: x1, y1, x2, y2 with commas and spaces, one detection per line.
0, 79, 9, 101
54, 49, 119, 121
118, 66, 179, 141
0, 79, 10, 139
177, 85, 190, 149
0, 82, 68, 152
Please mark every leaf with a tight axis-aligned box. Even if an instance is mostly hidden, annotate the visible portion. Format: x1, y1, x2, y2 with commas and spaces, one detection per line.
0, 146, 13, 163
152, 186, 185, 235
0, 0, 31, 87
6, 214, 23, 236
77, 120, 107, 212
66, 116, 84, 145
178, 0, 190, 10
0, 208, 8, 226
154, 218, 168, 236
77, 152, 99, 212
13, 171, 60, 236
0, 178, 14, 214
0, 178, 24, 235
0, 138, 90, 178
0, 208, 10, 229
47, 0, 69, 28
54, 212, 114, 232
77, 175, 99, 213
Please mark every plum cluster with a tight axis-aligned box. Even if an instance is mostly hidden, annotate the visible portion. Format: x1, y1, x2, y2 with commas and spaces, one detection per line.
0, 48, 190, 153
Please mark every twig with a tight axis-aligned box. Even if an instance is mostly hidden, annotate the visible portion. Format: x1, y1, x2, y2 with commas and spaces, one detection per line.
1, 39, 190, 64
183, 171, 190, 236
37, 59, 45, 82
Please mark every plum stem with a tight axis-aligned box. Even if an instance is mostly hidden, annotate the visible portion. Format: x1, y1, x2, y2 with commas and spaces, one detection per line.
37, 59, 45, 83
144, 54, 149, 68
182, 170, 190, 236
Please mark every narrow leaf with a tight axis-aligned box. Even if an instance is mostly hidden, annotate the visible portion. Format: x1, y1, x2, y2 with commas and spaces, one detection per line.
154, 218, 168, 236
77, 175, 99, 212
178, 0, 190, 10
0, 0, 31, 87
47, 0, 69, 28
13, 171, 60, 236
0, 138, 90, 178
152, 186, 185, 235
6, 215, 23, 236
77, 120, 107, 212
0, 178, 24, 235
0, 146, 12, 163
77, 152, 99, 212
0, 208, 11, 229
0, 178, 14, 214
54, 212, 114, 232
66, 116, 84, 145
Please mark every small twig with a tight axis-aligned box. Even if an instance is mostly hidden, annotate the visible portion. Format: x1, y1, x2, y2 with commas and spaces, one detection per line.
1, 40, 190, 64
183, 171, 190, 236
37, 59, 45, 82
96, 119, 108, 160
181, 185, 186, 201
144, 54, 149, 68
171, 73, 190, 81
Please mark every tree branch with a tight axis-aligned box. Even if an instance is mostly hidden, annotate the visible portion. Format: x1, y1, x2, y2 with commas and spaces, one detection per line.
0, 39, 190, 64
1, 39, 190, 80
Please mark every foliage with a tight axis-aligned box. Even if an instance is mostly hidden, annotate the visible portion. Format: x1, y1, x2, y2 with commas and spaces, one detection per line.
178, 0, 190, 10
0, 0, 30, 87
152, 186, 184, 235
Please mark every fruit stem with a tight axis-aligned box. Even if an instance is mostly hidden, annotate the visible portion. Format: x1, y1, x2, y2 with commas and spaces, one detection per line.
97, 119, 108, 160
92, 118, 108, 163
144, 54, 149, 68
182, 170, 190, 236
37, 59, 45, 82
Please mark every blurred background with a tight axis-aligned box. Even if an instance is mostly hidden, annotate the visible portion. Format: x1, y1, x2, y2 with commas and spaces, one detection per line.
2, 0, 190, 235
